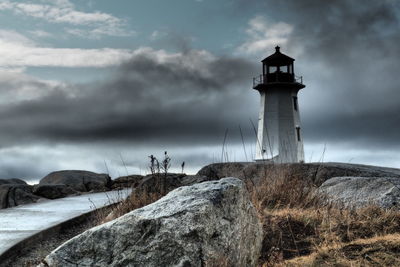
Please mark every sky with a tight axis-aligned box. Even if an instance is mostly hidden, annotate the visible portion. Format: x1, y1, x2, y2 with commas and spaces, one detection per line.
0, 0, 399, 182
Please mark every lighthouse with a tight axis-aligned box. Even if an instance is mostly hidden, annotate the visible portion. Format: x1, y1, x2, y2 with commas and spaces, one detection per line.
253, 46, 305, 163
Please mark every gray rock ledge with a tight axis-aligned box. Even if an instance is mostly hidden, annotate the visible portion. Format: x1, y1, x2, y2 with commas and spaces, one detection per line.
319, 176, 400, 209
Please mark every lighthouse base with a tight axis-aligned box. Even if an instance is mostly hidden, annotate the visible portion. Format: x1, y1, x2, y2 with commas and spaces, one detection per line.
254, 155, 303, 164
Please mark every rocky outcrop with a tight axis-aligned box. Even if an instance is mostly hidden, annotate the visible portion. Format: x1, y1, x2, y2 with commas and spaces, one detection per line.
0, 178, 27, 185
33, 184, 79, 199
198, 162, 400, 186
0, 184, 40, 209
135, 173, 211, 194
42, 178, 263, 267
111, 175, 145, 189
318, 176, 400, 209
39, 170, 112, 192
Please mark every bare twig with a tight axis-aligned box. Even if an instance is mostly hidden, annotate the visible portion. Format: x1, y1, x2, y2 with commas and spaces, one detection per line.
239, 124, 249, 162
221, 128, 229, 163
119, 153, 129, 176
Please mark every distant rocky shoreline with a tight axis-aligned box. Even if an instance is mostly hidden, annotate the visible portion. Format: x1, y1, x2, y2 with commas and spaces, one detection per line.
0, 171, 149, 210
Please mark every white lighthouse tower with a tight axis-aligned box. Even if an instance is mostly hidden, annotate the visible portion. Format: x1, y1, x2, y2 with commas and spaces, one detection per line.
253, 46, 305, 163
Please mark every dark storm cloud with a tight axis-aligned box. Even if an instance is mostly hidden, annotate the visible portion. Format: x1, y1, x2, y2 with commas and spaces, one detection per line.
0, 50, 258, 146
288, 0, 400, 148
303, 106, 400, 147
239, 0, 400, 148
0, 155, 48, 180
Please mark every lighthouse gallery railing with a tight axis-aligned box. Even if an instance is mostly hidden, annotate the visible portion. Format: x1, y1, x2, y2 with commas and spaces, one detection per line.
253, 74, 303, 88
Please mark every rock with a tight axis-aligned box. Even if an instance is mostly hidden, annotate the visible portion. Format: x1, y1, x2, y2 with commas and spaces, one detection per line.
318, 176, 400, 209
0, 184, 40, 209
198, 162, 250, 180
177, 174, 211, 187
0, 178, 27, 185
111, 175, 145, 189
197, 162, 400, 186
136, 173, 211, 194
33, 184, 79, 199
39, 170, 112, 192
42, 178, 263, 267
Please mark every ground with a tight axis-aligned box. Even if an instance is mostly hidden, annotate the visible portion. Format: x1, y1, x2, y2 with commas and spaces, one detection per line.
3, 163, 400, 266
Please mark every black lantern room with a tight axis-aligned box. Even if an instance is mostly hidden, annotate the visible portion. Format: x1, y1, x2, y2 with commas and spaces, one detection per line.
253, 46, 304, 90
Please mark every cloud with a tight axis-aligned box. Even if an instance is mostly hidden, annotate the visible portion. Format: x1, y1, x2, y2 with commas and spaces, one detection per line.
237, 16, 293, 55
150, 30, 168, 41
0, 70, 65, 105
0, 29, 36, 46
0, 30, 134, 67
0, 145, 66, 181
0, 0, 132, 38
0, 47, 258, 179
0, 47, 257, 148
28, 30, 52, 38
65, 27, 134, 39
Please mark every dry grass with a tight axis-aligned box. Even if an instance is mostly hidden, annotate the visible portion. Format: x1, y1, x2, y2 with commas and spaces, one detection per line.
93, 187, 166, 224
284, 234, 400, 267
205, 253, 231, 267
258, 206, 400, 266
103, 190, 164, 223
246, 165, 321, 212
245, 164, 400, 267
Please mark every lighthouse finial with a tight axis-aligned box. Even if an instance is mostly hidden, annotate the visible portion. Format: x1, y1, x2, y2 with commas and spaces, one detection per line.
275, 46, 280, 52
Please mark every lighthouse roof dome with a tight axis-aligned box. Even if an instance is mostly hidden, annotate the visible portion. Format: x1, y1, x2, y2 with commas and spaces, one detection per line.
262, 46, 294, 65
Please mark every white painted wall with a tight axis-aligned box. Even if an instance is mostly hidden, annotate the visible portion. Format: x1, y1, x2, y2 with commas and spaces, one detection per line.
255, 87, 304, 163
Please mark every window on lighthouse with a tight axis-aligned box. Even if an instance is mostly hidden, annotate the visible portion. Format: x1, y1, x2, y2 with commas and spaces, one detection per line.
293, 97, 298, 111
296, 127, 301, 141
281, 65, 289, 73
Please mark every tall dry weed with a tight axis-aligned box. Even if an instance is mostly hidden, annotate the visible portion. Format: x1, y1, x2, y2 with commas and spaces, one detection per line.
246, 164, 321, 213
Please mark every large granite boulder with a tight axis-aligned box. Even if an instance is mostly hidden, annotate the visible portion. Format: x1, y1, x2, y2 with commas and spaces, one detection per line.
42, 178, 263, 267
111, 175, 145, 189
39, 170, 112, 192
0, 184, 40, 209
319, 176, 400, 209
198, 162, 400, 186
33, 184, 78, 199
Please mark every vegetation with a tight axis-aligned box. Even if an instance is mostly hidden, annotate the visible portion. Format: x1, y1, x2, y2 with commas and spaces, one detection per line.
94, 152, 173, 224
96, 160, 400, 266
245, 165, 400, 267
285, 234, 400, 267
97, 186, 165, 224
